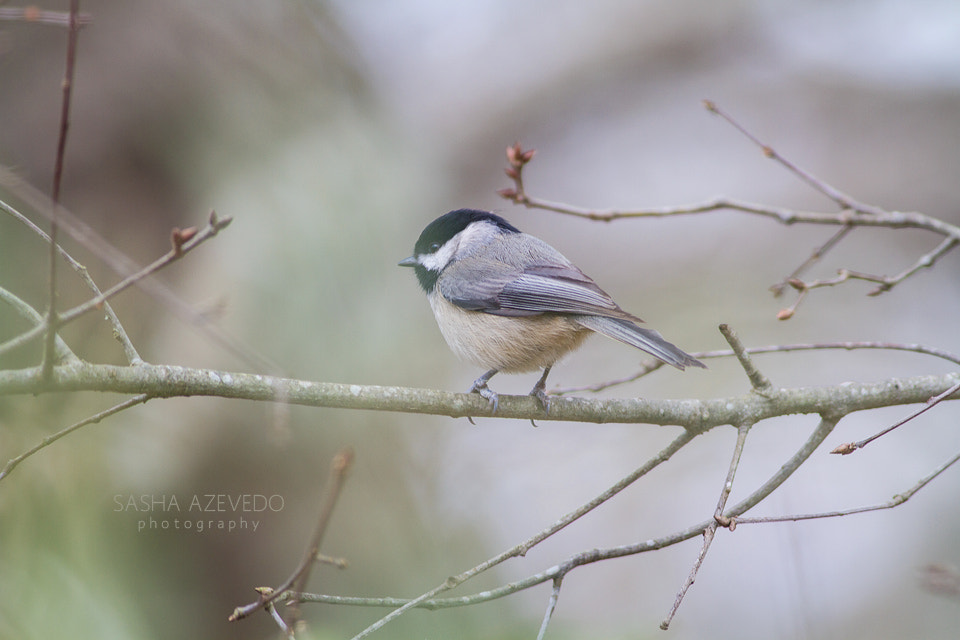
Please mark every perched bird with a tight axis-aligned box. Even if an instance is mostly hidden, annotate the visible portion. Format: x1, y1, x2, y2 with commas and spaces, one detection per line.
399, 209, 704, 411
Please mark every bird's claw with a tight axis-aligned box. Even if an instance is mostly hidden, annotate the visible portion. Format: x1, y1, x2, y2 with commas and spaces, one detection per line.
469, 379, 499, 414
528, 374, 551, 414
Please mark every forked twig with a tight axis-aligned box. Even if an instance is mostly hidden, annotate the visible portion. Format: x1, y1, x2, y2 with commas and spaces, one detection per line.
1, 198, 141, 364
830, 380, 960, 455
229, 448, 354, 630
535, 577, 563, 640
661, 422, 752, 630
1, 172, 278, 372
343, 430, 696, 640
497, 103, 960, 319
0, 211, 232, 360
731, 447, 960, 526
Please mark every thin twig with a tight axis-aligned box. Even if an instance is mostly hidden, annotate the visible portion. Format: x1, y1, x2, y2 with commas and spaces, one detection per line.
229, 448, 354, 624
831, 380, 960, 455
0, 286, 76, 363
535, 577, 563, 640
1, 198, 142, 364
719, 324, 772, 392
554, 340, 960, 395
498, 112, 960, 319
42, 0, 82, 380
703, 100, 886, 215
290, 416, 952, 627
770, 224, 853, 297
0, 394, 151, 482
732, 447, 960, 525
0, 176, 278, 372
0, 212, 232, 359
346, 430, 697, 640
297, 417, 839, 626
285, 448, 354, 629
661, 422, 752, 630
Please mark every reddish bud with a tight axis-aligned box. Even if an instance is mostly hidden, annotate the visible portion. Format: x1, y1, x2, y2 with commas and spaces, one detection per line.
787, 278, 806, 291
506, 144, 519, 166
776, 308, 794, 321
171, 226, 197, 256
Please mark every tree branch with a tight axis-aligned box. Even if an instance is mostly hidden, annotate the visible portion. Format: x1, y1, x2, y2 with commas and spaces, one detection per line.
41, 0, 82, 380
497, 104, 960, 320
0, 393, 151, 482
1, 198, 141, 364
0, 211, 232, 359
1, 361, 956, 427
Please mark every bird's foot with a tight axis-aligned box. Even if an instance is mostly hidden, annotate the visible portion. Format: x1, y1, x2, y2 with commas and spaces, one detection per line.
469, 370, 500, 414
529, 384, 551, 414
528, 366, 552, 414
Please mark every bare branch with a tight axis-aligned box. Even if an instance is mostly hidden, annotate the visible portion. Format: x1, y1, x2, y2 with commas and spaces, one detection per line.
0, 286, 76, 363
831, 380, 960, 455
770, 224, 853, 297
535, 577, 562, 640
0, 212, 232, 359
295, 416, 842, 624
662, 422, 752, 629
42, 0, 83, 380
1, 198, 142, 364
0, 174, 279, 371
346, 430, 696, 640
555, 341, 960, 395
703, 100, 884, 215
719, 324, 773, 392
2, 362, 957, 429
498, 113, 960, 319
229, 448, 354, 624
732, 447, 960, 525
0, 394, 151, 482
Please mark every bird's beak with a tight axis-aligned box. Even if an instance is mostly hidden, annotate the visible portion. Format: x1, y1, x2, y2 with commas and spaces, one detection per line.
398, 256, 416, 267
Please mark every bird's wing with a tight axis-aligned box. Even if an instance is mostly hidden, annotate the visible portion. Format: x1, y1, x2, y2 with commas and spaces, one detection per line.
438, 259, 640, 320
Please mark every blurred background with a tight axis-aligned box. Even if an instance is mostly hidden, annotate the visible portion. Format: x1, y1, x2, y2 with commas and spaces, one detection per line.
1, 1, 960, 638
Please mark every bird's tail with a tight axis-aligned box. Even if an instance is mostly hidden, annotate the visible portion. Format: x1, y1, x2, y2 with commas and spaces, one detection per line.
576, 316, 706, 370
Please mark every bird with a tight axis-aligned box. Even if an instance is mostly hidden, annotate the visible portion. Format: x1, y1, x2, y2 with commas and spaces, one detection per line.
399, 208, 704, 412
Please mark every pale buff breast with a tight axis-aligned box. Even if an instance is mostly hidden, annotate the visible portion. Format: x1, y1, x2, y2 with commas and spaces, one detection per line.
429, 294, 591, 373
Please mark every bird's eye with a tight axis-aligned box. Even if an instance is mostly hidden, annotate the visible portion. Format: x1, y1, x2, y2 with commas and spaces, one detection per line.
428, 242, 441, 253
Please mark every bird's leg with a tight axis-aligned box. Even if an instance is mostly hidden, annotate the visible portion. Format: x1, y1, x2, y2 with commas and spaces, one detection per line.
469, 368, 500, 413
528, 366, 552, 414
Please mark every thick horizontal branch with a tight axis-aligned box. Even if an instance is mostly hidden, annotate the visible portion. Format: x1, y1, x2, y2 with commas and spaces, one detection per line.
1, 362, 957, 427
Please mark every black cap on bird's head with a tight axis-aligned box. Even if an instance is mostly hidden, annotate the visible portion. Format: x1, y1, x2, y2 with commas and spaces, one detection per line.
399, 209, 520, 291
412, 209, 519, 257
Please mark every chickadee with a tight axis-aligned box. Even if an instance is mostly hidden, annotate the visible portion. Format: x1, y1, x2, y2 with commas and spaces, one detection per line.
399, 209, 705, 411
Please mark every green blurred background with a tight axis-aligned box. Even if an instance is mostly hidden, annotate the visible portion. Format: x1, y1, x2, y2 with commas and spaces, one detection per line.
1, 1, 959, 638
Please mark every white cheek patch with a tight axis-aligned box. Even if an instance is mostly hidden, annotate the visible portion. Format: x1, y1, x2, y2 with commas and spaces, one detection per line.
418, 239, 458, 272
416, 221, 499, 272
